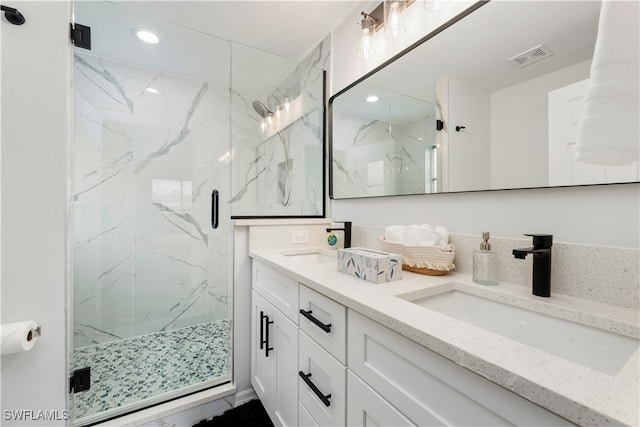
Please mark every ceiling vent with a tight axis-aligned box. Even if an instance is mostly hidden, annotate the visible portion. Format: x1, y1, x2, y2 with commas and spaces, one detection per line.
507, 44, 553, 68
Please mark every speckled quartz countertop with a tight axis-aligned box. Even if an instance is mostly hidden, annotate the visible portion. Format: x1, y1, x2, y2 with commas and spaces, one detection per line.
250, 248, 640, 427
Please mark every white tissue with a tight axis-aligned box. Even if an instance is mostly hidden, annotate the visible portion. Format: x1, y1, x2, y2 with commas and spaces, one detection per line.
1, 321, 40, 355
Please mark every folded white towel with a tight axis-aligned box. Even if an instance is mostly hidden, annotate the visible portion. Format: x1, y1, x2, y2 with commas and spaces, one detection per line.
576, 0, 640, 166
404, 224, 449, 247
384, 225, 406, 244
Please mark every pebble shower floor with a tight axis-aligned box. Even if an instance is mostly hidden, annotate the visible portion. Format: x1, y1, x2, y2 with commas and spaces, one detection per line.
72, 320, 230, 420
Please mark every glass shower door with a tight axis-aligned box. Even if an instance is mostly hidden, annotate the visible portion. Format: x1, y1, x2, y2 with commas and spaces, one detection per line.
71, 2, 231, 424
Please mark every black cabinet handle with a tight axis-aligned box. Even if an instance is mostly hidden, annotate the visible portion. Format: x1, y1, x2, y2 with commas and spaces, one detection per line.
265, 315, 274, 357
259, 311, 266, 350
211, 189, 219, 229
300, 309, 332, 333
299, 371, 331, 407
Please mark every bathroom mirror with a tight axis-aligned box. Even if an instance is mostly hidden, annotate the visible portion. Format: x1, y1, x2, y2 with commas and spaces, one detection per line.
329, 0, 639, 199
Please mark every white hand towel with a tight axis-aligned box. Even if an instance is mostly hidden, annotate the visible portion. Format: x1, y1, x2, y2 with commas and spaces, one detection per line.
404, 224, 449, 247
576, 0, 640, 166
384, 225, 406, 244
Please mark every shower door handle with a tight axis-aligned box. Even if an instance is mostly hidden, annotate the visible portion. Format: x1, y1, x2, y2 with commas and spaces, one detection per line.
211, 189, 219, 229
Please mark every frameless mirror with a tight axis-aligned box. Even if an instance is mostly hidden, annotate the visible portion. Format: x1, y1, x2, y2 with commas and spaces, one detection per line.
329, 0, 639, 199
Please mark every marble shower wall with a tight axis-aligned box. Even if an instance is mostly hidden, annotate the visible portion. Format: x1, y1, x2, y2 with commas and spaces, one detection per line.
73, 53, 231, 348
332, 112, 437, 198
229, 37, 329, 217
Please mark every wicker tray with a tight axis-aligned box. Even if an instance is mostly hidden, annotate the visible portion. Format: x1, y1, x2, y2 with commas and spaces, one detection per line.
379, 237, 455, 276
402, 264, 450, 276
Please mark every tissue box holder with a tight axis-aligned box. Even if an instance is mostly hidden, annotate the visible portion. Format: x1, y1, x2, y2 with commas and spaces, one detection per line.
337, 247, 402, 283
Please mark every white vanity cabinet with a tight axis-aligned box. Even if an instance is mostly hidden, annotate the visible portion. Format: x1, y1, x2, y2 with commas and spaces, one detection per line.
347, 310, 575, 427
251, 262, 299, 427
251, 258, 575, 427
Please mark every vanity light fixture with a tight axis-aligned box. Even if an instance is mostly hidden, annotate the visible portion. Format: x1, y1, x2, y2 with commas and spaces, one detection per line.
384, 0, 407, 38
357, 12, 378, 58
366, 95, 380, 103
358, 1, 414, 58
424, 0, 451, 11
135, 29, 159, 44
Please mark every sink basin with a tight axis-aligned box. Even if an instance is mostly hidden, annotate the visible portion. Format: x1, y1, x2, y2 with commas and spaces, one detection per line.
407, 290, 639, 375
283, 251, 336, 264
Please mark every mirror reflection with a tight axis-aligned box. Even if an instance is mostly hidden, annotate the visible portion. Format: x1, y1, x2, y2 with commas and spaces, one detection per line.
329, 0, 639, 199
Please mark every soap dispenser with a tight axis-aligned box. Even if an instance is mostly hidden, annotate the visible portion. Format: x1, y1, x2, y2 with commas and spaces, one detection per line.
473, 232, 498, 285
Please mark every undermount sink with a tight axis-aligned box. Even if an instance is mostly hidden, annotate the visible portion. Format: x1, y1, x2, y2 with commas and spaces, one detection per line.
283, 251, 336, 264
406, 289, 639, 375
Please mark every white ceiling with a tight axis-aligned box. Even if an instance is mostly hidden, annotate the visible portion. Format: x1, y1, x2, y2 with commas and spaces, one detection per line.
119, 1, 360, 61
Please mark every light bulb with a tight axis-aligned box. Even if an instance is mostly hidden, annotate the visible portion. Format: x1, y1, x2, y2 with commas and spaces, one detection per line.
390, 3, 400, 37
260, 119, 267, 133
266, 114, 273, 126
283, 98, 291, 112
274, 106, 282, 121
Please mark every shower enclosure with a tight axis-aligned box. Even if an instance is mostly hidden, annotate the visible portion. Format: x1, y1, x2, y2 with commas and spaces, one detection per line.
70, 3, 232, 424
70, 1, 326, 424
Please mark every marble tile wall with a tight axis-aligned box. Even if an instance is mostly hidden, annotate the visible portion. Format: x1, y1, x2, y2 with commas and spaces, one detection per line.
331, 111, 437, 198
229, 37, 329, 217
353, 225, 639, 310
73, 53, 231, 348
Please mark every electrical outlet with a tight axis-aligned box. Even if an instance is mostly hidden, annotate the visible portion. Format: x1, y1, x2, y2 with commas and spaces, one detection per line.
291, 230, 310, 244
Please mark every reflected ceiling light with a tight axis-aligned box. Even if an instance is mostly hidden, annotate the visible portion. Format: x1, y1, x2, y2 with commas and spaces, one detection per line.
366, 95, 380, 103
144, 87, 159, 94
135, 29, 159, 44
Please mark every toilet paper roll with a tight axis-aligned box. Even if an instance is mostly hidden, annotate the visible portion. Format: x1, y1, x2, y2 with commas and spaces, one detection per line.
1, 321, 40, 355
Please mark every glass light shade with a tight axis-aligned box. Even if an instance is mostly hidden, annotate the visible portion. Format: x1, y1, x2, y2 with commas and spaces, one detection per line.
424, 0, 451, 11
357, 15, 376, 58
384, 0, 406, 38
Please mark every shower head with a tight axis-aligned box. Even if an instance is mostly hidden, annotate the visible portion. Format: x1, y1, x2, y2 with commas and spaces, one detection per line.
252, 100, 272, 118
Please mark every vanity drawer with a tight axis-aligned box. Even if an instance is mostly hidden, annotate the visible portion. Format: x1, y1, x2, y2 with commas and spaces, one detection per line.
298, 401, 319, 427
299, 285, 347, 364
252, 261, 299, 323
347, 310, 574, 426
298, 330, 346, 426
347, 370, 416, 427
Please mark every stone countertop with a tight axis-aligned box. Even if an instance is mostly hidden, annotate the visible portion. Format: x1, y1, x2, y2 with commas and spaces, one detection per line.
250, 247, 640, 427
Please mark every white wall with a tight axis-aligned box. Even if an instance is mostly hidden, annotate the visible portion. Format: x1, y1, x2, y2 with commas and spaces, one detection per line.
447, 77, 491, 192
1, 1, 71, 424
329, 2, 639, 249
491, 60, 591, 189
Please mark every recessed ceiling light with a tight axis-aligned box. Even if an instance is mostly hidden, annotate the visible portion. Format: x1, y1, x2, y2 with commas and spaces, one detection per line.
136, 29, 159, 45
145, 87, 159, 94
366, 95, 379, 103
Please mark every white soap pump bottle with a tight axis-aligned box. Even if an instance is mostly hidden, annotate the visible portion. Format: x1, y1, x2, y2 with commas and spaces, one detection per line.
473, 232, 498, 285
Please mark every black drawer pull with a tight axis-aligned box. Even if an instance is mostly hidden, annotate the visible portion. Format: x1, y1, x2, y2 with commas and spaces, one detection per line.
299, 309, 332, 333
265, 316, 274, 357
260, 311, 266, 350
299, 371, 331, 407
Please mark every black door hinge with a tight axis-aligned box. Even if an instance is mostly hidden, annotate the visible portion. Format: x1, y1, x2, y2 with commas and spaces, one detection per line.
69, 367, 91, 393
70, 23, 91, 50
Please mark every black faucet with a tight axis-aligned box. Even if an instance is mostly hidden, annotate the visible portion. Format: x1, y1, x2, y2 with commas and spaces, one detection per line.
512, 234, 553, 297
326, 221, 352, 248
